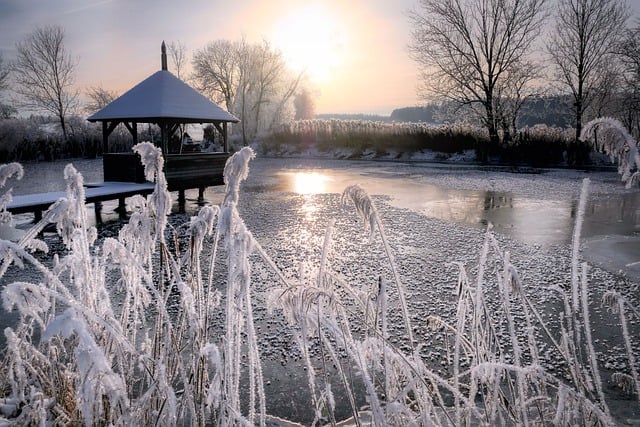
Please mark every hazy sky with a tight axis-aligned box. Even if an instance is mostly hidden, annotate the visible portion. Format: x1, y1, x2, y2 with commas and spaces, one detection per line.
1, 0, 639, 116
0, 0, 419, 115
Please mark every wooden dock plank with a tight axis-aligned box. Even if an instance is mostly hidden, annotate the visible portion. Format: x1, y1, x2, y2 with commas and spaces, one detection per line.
6, 182, 156, 221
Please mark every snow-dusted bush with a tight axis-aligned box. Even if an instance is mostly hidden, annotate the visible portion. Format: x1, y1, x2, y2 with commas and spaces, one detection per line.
581, 117, 640, 188
0, 116, 135, 162
0, 147, 637, 425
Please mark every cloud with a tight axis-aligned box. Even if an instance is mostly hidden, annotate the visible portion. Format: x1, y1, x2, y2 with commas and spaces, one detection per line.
62, 0, 114, 15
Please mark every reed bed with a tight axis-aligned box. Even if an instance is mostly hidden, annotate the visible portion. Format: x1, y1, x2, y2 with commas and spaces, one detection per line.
263, 120, 579, 166
265, 120, 487, 158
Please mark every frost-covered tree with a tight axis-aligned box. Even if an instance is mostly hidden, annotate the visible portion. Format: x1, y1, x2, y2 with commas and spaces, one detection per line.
548, 0, 630, 142
192, 39, 241, 115
167, 40, 188, 79
408, 0, 547, 160
294, 87, 316, 120
244, 40, 303, 137
12, 25, 79, 140
0, 53, 16, 119
192, 38, 303, 145
0, 53, 9, 92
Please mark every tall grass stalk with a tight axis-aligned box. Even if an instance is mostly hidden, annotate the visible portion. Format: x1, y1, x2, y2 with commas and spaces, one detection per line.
603, 290, 640, 403
0, 148, 637, 425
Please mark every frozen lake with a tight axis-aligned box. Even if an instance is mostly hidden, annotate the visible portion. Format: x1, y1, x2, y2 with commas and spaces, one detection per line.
3, 155, 640, 424
7, 156, 640, 280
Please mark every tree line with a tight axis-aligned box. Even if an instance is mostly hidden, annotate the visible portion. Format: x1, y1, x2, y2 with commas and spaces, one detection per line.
408, 0, 640, 160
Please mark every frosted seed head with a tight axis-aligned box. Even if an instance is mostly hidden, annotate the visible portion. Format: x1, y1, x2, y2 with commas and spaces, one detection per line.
341, 184, 376, 240
133, 142, 164, 181
0, 163, 23, 191
601, 290, 621, 313
611, 372, 635, 394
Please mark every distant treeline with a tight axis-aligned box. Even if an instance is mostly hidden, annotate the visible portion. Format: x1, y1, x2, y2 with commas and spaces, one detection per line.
388, 96, 575, 128
317, 96, 579, 129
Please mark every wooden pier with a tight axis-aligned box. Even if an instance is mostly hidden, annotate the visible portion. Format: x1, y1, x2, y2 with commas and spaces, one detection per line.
7, 181, 155, 224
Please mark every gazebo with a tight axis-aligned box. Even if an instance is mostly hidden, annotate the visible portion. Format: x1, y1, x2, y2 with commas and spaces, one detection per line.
87, 42, 239, 208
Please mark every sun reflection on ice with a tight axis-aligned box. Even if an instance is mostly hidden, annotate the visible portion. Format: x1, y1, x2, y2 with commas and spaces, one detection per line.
292, 172, 329, 221
293, 172, 328, 194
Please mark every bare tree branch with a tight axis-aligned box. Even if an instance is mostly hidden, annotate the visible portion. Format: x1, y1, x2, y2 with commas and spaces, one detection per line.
547, 0, 630, 141
408, 0, 547, 159
84, 85, 118, 115
167, 40, 188, 79
12, 25, 79, 139
0, 53, 10, 92
617, 20, 640, 138
191, 39, 241, 114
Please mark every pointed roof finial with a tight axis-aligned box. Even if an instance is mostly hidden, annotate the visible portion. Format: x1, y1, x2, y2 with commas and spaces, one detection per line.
161, 41, 167, 71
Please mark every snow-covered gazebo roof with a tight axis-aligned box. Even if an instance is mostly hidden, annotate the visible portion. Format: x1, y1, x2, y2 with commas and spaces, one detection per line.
87, 42, 238, 154
87, 70, 239, 124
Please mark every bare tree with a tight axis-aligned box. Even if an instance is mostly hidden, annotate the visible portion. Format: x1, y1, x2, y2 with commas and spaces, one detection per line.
587, 62, 625, 118
0, 52, 17, 119
12, 25, 78, 139
408, 0, 547, 160
494, 59, 542, 142
242, 40, 304, 138
192, 38, 304, 144
192, 39, 242, 114
548, 0, 630, 142
247, 41, 285, 137
268, 69, 304, 130
84, 85, 118, 115
618, 20, 640, 138
0, 53, 10, 92
167, 40, 188, 79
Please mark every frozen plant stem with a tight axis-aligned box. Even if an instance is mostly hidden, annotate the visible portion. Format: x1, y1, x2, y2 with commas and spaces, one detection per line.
571, 178, 589, 315
341, 185, 414, 348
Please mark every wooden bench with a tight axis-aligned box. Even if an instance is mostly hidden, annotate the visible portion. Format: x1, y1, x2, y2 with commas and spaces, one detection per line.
103, 152, 229, 211
6, 181, 155, 223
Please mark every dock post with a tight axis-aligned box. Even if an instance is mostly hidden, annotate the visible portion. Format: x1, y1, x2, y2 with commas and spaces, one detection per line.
115, 197, 127, 219
198, 187, 205, 205
178, 190, 185, 213
94, 201, 103, 225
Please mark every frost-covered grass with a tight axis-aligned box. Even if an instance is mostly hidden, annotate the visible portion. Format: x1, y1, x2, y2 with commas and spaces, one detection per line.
581, 117, 640, 188
0, 146, 638, 425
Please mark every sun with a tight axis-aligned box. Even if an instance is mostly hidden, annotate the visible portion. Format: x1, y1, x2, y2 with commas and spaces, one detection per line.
271, 4, 346, 83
